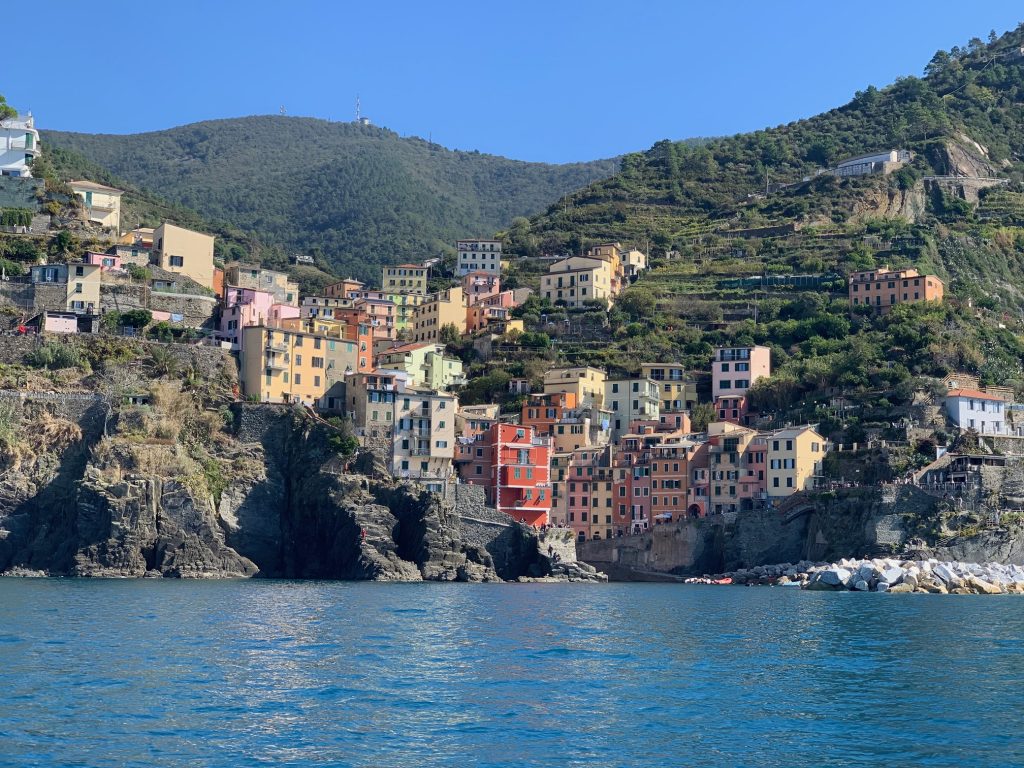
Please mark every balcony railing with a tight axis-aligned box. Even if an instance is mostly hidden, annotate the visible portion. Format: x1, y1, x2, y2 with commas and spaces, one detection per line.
266, 358, 288, 370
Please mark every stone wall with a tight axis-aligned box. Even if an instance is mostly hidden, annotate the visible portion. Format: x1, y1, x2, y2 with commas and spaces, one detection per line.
149, 292, 218, 329
0, 177, 43, 209
0, 390, 106, 439
100, 283, 148, 314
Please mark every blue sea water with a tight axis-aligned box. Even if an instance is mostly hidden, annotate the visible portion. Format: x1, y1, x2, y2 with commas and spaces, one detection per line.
1, 580, 1022, 768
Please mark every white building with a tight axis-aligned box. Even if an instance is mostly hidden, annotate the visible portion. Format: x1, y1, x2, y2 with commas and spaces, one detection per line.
457, 239, 502, 276
605, 377, 660, 439
0, 113, 40, 177
945, 389, 1006, 435
835, 149, 911, 177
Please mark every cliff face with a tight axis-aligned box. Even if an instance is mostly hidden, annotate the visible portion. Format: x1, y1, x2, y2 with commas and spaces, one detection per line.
578, 484, 1024, 580
0, 394, 570, 582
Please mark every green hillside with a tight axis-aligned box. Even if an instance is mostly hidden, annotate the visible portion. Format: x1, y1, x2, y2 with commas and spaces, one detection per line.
484, 25, 1024, 435
42, 118, 619, 284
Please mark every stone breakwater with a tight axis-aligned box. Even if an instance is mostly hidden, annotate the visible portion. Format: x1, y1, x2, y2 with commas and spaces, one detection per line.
692, 558, 1024, 595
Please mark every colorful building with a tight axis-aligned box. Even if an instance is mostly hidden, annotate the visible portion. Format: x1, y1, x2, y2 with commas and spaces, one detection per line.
376, 342, 464, 391
457, 239, 502, 276
712, 346, 771, 402
766, 426, 825, 498
225, 264, 299, 306
382, 264, 428, 296
151, 222, 215, 290
392, 388, 457, 491
69, 180, 123, 233
543, 366, 607, 407
605, 377, 660, 440
848, 266, 944, 310
219, 286, 300, 350
411, 286, 465, 343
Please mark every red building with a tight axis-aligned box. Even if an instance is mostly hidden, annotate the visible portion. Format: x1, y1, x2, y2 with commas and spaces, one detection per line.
457, 423, 552, 526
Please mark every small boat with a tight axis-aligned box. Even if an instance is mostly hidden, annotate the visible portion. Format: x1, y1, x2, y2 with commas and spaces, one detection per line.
712, 577, 733, 585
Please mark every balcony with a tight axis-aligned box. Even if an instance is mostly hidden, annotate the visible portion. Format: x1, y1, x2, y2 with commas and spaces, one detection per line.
266, 340, 288, 352
266, 357, 288, 370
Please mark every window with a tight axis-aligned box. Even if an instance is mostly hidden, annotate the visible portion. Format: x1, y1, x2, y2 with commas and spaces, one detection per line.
294, 374, 301, 385
170, 256, 184, 267
75, 266, 84, 276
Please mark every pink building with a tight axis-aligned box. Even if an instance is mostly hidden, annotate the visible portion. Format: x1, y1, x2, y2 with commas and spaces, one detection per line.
353, 297, 397, 340
711, 346, 771, 401
462, 272, 502, 304
85, 251, 121, 271
220, 286, 299, 349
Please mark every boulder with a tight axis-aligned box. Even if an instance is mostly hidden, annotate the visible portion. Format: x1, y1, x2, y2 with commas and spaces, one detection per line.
880, 567, 904, 585
853, 579, 870, 591
967, 577, 1003, 595
819, 567, 851, 586
901, 573, 918, 590
888, 583, 916, 594
875, 582, 890, 593
933, 563, 956, 583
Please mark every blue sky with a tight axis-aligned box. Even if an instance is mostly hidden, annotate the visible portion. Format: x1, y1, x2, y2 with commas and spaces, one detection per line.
5, 1, 1022, 163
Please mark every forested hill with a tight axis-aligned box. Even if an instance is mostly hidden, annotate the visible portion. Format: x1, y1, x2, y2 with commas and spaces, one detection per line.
42, 117, 619, 283
508, 25, 1024, 260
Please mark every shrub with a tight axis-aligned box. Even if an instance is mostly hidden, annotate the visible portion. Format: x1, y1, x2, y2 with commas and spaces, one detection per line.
25, 341, 88, 371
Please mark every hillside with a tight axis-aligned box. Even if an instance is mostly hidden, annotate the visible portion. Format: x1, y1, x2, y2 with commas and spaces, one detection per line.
42, 118, 619, 284
478, 25, 1024, 439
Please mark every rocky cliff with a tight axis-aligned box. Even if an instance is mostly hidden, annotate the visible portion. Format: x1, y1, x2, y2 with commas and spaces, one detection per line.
0, 362, 587, 582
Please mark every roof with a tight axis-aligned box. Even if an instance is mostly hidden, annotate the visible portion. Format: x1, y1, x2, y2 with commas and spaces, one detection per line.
770, 425, 821, 439
380, 342, 435, 355
947, 388, 1005, 402
393, 263, 426, 270
68, 179, 124, 195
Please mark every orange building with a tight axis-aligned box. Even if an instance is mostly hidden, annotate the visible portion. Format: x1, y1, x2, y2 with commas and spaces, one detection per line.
521, 392, 579, 436
849, 266, 944, 310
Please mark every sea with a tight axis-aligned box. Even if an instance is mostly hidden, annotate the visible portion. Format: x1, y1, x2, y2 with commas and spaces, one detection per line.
1, 579, 1022, 768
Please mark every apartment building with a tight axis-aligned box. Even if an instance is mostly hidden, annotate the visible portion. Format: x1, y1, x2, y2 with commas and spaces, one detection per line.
459, 423, 552, 526
151, 222, 215, 289
382, 264, 428, 296
712, 346, 771, 401
456, 240, 502, 276
392, 388, 457, 491
705, 423, 763, 515
411, 286, 465, 343
565, 445, 616, 541
766, 426, 825, 498
0, 113, 40, 177
462, 271, 502, 304
605, 377, 660, 439
541, 256, 615, 309
324, 278, 365, 299
346, 370, 402, 438
376, 342, 464, 391
225, 264, 299, 306
220, 287, 300, 349
945, 389, 1007, 434
69, 180, 123, 233
641, 363, 697, 432
848, 266, 944, 311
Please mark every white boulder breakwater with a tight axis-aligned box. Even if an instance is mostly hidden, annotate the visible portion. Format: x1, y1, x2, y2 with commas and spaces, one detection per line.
691, 558, 1024, 594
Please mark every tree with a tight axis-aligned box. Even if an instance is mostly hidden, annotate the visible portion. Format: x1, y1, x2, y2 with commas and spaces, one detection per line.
439, 323, 461, 347
617, 287, 657, 321
0, 94, 15, 122
689, 403, 715, 433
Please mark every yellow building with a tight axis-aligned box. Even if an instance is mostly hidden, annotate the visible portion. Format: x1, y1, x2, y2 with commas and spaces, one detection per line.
239, 321, 362, 405
411, 286, 465, 343
30, 262, 102, 314
152, 222, 215, 290
543, 366, 607, 407
382, 264, 428, 296
542, 256, 616, 309
69, 180, 123, 233
766, 426, 825, 498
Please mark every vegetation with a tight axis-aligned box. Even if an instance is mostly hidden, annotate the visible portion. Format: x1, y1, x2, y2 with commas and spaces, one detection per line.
43, 117, 619, 284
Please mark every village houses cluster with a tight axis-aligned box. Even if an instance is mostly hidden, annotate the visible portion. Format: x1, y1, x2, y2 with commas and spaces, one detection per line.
4, 117, 993, 542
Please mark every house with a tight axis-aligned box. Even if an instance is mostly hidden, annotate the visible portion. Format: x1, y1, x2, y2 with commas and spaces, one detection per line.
848, 266, 944, 310
225, 263, 299, 306
455, 403, 499, 439
151, 223, 215, 289
712, 346, 771, 402
69, 180, 123, 233
541, 255, 615, 309
219, 286, 300, 349
543, 366, 606, 407
462, 271, 502, 304
0, 113, 40, 177
945, 389, 1006, 435
375, 342, 465, 391
456, 239, 502, 276
324, 278, 365, 299
766, 426, 825, 498
605, 377, 660, 440
30, 262, 102, 314
622, 248, 648, 281
382, 264, 428, 296
411, 286, 465, 343
84, 251, 122, 271
703, 423, 766, 514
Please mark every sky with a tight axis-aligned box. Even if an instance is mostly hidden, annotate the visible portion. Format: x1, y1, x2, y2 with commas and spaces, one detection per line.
5, 1, 1023, 164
